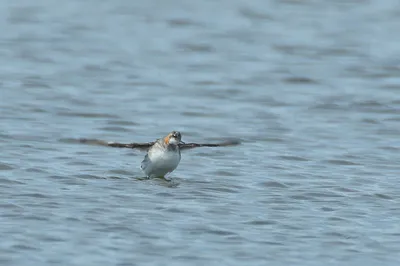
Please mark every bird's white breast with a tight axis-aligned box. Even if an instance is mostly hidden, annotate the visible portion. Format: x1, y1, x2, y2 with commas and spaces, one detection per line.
149, 147, 180, 167
142, 145, 181, 178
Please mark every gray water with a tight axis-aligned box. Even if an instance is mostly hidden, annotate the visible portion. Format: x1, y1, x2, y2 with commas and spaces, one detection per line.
1, 0, 400, 265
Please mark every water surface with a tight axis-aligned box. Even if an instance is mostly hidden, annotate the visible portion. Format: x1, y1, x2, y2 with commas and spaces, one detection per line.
1, 0, 400, 265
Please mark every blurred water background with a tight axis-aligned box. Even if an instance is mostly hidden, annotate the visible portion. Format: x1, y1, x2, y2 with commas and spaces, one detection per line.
1, 0, 400, 265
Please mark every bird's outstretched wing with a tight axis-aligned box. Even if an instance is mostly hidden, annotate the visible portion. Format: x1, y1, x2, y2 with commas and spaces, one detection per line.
69, 138, 240, 151
77, 138, 154, 151
178, 139, 241, 150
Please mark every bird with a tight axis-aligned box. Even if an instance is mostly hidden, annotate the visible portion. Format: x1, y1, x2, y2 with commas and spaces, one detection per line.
140, 131, 183, 178
77, 131, 240, 179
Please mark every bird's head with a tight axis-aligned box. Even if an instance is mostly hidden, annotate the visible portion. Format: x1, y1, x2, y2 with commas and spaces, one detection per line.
164, 131, 184, 146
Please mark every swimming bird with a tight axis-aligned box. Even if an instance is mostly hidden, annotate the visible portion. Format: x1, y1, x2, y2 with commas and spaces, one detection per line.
78, 131, 240, 178
140, 131, 183, 178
